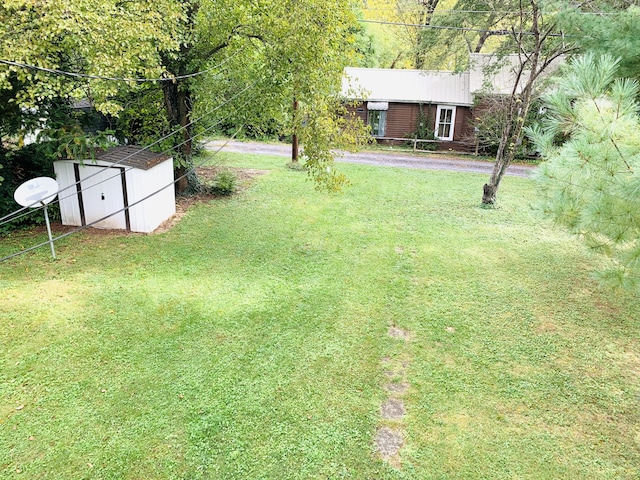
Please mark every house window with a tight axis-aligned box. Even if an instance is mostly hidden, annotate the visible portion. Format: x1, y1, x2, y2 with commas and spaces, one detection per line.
368, 110, 386, 137
435, 105, 456, 141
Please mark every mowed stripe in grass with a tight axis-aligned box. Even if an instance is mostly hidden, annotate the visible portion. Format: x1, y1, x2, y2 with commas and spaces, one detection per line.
1, 152, 639, 479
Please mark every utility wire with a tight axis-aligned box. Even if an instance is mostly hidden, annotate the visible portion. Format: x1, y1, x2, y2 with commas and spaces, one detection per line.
49, 84, 256, 209
362, 9, 534, 14
0, 81, 256, 227
359, 19, 567, 36
360, 8, 627, 15
0, 54, 245, 224
0, 125, 244, 263
0, 51, 240, 83
0, 95, 252, 229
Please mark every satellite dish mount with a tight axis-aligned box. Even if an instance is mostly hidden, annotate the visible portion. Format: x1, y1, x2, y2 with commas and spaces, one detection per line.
14, 177, 59, 259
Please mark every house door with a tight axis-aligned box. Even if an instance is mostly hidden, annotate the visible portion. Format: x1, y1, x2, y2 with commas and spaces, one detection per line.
77, 165, 129, 230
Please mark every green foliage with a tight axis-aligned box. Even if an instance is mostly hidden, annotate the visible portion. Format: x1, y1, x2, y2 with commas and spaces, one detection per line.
299, 98, 371, 192
1, 0, 367, 194
556, 2, 640, 81
0, 0, 184, 112
472, 95, 543, 157
210, 170, 237, 196
414, 0, 534, 70
286, 161, 307, 171
412, 103, 437, 151
39, 125, 116, 160
112, 86, 172, 148
528, 54, 640, 288
0, 143, 59, 233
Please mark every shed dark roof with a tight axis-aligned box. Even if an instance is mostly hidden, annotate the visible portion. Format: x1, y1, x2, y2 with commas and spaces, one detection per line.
95, 146, 171, 170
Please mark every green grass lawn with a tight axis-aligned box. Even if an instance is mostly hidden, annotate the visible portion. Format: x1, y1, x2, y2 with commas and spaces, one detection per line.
1, 152, 638, 479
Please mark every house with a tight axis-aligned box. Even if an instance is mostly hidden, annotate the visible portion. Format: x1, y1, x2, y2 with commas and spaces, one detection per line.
344, 67, 473, 151
343, 53, 564, 152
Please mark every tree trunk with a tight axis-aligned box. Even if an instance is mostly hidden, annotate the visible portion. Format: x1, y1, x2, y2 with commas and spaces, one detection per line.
162, 81, 198, 195
482, 124, 514, 205
292, 97, 299, 162
480, 0, 550, 205
481, 96, 531, 205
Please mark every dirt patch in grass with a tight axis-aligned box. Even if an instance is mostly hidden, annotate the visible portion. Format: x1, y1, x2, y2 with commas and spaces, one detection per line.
385, 382, 409, 394
155, 167, 269, 234
22, 167, 269, 239
381, 398, 406, 420
375, 427, 404, 465
388, 326, 411, 341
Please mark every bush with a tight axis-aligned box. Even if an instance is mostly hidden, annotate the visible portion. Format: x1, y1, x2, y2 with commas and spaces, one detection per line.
285, 161, 307, 171
210, 170, 237, 196
411, 103, 437, 151
0, 143, 59, 233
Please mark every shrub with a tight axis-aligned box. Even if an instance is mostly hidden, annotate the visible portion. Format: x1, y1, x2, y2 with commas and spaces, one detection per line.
0, 143, 60, 233
210, 170, 237, 196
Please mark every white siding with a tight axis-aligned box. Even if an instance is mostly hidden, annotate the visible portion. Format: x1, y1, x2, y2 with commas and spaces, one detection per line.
125, 160, 176, 233
53, 161, 82, 226
78, 164, 127, 229
54, 157, 175, 233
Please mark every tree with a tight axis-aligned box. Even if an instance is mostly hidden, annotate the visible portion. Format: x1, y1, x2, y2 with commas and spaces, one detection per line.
0, 0, 366, 194
394, 0, 442, 68
358, 0, 446, 68
412, 0, 574, 204
0, 0, 185, 196
416, 0, 530, 71
528, 54, 640, 288
556, 2, 640, 81
476, 1, 572, 205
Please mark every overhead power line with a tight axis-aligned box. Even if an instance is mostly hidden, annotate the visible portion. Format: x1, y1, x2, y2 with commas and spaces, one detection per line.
0, 51, 239, 83
0, 126, 245, 264
362, 9, 534, 14
0, 96, 251, 230
0, 81, 256, 228
360, 8, 626, 15
359, 19, 567, 37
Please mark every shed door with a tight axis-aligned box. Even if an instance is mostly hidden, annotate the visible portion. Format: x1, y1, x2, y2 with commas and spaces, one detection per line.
78, 165, 128, 229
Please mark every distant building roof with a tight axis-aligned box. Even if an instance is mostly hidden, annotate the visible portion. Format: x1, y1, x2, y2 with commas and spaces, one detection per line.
343, 67, 472, 106
344, 54, 565, 104
469, 53, 565, 95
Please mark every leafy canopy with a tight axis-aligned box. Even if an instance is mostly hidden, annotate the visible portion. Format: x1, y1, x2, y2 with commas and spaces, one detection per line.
0, 0, 368, 192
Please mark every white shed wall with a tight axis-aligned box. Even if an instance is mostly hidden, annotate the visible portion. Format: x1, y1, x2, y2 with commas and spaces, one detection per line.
53, 161, 82, 226
54, 157, 175, 233
79, 164, 127, 229
126, 160, 175, 233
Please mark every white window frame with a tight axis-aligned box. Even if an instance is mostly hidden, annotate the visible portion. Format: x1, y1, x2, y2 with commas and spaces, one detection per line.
435, 105, 456, 141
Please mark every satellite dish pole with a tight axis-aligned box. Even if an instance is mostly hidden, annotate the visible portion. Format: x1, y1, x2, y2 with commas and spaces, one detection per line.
14, 177, 60, 259
42, 200, 56, 259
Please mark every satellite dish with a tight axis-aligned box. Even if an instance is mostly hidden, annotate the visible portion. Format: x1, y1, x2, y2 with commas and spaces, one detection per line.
13, 177, 59, 259
14, 177, 59, 207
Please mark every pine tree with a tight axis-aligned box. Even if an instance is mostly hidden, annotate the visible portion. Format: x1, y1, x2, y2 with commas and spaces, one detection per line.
528, 54, 640, 288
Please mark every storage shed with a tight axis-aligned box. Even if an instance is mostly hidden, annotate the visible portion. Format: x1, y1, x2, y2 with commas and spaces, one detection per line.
54, 146, 176, 233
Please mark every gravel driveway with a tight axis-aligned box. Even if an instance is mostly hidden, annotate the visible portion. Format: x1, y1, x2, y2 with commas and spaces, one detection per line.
205, 140, 536, 178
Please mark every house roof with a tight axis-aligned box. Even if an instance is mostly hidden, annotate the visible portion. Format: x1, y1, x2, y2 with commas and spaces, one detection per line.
344, 55, 566, 105
469, 53, 565, 95
343, 67, 473, 106
95, 146, 171, 171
